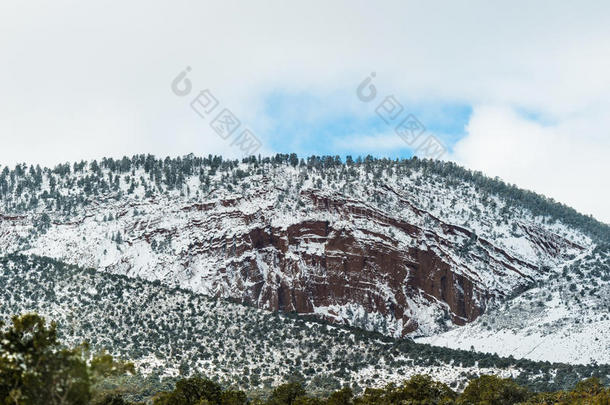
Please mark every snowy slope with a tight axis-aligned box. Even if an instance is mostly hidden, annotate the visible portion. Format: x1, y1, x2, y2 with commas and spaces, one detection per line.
417, 247, 610, 364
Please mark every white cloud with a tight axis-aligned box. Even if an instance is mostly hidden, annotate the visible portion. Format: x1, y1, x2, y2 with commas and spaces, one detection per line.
451, 106, 610, 223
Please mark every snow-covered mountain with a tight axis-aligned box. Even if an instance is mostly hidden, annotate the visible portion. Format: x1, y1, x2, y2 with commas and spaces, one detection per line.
0, 154, 608, 365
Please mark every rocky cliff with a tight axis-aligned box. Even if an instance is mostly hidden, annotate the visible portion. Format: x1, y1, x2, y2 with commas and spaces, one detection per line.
0, 156, 592, 337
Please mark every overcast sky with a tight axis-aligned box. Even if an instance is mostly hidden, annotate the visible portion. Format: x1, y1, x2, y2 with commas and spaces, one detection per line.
1, 1, 609, 222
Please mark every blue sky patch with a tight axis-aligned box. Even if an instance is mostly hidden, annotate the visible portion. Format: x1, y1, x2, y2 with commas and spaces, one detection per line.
259, 90, 472, 160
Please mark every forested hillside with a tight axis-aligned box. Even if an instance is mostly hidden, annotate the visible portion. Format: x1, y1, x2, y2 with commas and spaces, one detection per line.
1, 310, 609, 404
0, 254, 608, 396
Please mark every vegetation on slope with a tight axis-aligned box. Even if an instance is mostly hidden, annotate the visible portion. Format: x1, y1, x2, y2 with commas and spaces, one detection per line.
1, 313, 608, 405
1, 154, 608, 243
0, 255, 608, 397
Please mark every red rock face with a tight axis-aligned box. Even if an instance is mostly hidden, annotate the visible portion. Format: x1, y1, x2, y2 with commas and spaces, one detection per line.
237, 220, 487, 335
169, 190, 581, 336
1, 183, 583, 337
